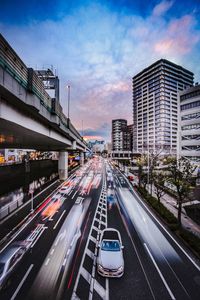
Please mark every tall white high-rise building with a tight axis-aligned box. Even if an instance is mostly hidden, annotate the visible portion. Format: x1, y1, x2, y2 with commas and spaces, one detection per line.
132, 59, 194, 154
178, 84, 200, 164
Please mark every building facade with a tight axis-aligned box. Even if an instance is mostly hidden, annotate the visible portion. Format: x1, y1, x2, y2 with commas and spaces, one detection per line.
112, 119, 127, 151
179, 84, 200, 164
132, 59, 194, 154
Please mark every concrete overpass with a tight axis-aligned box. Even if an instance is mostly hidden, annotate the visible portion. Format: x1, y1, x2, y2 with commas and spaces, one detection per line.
0, 34, 89, 179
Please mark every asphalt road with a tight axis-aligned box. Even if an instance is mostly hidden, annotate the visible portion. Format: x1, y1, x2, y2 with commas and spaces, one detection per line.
109, 163, 200, 300
0, 157, 104, 300
0, 158, 200, 300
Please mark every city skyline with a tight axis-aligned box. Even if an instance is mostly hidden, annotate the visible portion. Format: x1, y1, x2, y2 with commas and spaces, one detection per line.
1, 0, 200, 141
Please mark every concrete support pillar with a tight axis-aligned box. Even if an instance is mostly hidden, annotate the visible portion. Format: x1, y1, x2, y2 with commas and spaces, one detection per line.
80, 152, 84, 166
58, 151, 68, 180
125, 165, 127, 175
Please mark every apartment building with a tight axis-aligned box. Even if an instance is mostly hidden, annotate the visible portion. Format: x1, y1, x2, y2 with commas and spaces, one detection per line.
179, 84, 200, 163
112, 119, 127, 151
132, 59, 194, 154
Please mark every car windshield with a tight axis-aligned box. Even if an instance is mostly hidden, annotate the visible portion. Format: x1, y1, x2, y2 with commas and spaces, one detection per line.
0, 262, 5, 277
101, 240, 120, 251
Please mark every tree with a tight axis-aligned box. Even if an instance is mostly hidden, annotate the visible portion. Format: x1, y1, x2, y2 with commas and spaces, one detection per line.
153, 172, 166, 204
136, 156, 147, 189
166, 157, 196, 227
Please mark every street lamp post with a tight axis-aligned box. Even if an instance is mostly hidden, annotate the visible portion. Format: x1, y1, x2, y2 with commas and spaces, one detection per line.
67, 85, 70, 127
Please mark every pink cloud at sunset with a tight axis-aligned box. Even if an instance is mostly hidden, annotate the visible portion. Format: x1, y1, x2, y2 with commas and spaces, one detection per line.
152, 0, 174, 17
154, 15, 200, 56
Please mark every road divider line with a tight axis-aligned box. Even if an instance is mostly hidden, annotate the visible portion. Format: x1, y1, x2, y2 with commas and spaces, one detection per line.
53, 210, 66, 230
144, 243, 176, 300
45, 258, 50, 266
31, 226, 46, 248
72, 190, 78, 199
50, 248, 55, 255
10, 264, 34, 300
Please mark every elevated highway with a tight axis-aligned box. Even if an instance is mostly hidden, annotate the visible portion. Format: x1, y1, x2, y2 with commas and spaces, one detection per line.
0, 34, 89, 179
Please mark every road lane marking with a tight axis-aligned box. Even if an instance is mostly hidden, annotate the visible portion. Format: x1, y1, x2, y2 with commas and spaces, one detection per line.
10, 264, 34, 300
72, 190, 78, 199
105, 278, 109, 300
94, 279, 106, 299
81, 267, 92, 283
144, 243, 176, 300
53, 209, 66, 230
0, 171, 78, 252
72, 166, 108, 300
63, 258, 67, 266
55, 229, 66, 246
45, 258, 50, 266
50, 248, 55, 255
68, 189, 73, 196
0, 179, 60, 226
31, 226, 47, 248
86, 248, 94, 259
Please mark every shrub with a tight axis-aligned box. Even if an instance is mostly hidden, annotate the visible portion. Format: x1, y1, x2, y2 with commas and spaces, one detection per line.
136, 186, 200, 257
178, 228, 200, 256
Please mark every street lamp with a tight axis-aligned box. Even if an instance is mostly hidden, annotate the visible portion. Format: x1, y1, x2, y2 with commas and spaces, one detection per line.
67, 85, 70, 126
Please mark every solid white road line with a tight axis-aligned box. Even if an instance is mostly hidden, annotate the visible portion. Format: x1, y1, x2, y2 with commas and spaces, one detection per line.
10, 264, 34, 300
106, 278, 109, 300
53, 210, 66, 230
31, 227, 47, 248
72, 190, 78, 199
144, 243, 176, 300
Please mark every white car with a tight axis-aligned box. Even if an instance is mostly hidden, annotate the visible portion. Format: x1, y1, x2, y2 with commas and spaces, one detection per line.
97, 228, 124, 278
0, 242, 29, 289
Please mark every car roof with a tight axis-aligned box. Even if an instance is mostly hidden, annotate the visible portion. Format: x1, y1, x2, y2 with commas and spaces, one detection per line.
102, 228, 120, 240
0, 245, 21, 263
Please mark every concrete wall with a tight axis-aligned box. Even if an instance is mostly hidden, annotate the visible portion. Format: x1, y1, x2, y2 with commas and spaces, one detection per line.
0, 159, 58, 183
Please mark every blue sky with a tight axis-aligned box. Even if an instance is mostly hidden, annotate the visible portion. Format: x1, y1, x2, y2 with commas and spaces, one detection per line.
0, 0, 200, 141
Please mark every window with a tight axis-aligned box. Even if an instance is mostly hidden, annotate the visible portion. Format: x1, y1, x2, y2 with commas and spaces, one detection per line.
182, 123, 200, 130
180, 89, 200, 100
181, 112, 200, 120
181, 100, 200, 111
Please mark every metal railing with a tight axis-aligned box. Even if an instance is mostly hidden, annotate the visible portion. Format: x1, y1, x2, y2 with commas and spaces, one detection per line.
0, 34, 87, 147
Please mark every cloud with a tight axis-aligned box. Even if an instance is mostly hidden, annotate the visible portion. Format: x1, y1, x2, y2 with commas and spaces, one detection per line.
0, 1, 200, 142
154, 15, 200, 55
153, 0, 174, 17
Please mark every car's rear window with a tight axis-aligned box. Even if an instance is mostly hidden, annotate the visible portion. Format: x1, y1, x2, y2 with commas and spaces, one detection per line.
101, 240, 120, 251
102, 231, 119, 240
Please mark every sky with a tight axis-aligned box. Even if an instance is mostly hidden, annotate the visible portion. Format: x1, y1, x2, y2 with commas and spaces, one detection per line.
0, 0, 200, 141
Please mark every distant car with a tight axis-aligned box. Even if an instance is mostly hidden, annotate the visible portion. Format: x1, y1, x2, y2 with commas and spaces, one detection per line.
0, 242, 28, 289
97, 228, 124, 278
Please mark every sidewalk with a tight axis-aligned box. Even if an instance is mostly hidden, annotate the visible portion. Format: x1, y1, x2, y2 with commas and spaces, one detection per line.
150, 185, 200, 238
